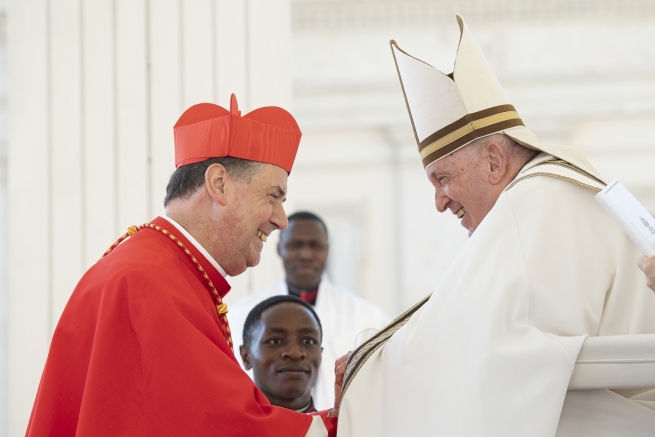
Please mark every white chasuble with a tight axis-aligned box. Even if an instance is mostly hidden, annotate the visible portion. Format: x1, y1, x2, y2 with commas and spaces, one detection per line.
338, 155, 655, 436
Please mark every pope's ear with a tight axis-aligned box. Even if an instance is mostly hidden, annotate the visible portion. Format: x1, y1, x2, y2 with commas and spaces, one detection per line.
486, 142, 507, 185
239, 345, 252, 370
205, 163, 229, 206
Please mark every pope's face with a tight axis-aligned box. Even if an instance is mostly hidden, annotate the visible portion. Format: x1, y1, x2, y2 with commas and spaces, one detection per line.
241, 302, 322, 409
221, 163, 288, 275
426, 146, 497, 237
278, 219, 329, 291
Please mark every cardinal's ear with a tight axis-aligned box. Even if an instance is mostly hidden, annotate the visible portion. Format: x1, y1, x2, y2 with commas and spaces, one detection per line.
205, 163, 229, 206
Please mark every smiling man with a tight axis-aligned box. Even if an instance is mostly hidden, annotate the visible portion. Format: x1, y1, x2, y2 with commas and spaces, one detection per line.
428, 133, 536, 237
230, 211, 389, 410
26, 95, 340, 437
337, 16, 655, 437
240, 295, 323, 412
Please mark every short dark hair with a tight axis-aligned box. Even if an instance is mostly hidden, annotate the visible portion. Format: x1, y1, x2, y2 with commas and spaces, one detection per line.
283, 211, 329, 240
242, 295, 323, 348
163, 157, 263, 207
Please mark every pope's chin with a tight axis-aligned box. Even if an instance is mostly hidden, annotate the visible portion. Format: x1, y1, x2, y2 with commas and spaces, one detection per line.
460, 213, 473, 235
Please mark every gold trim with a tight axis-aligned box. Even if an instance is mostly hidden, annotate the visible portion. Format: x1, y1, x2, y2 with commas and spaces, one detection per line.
419, 111, 521, 160
340, 294, 431, 402
521, 157, 559, 173
525, 158, 605, 186
505, 172, 602, 192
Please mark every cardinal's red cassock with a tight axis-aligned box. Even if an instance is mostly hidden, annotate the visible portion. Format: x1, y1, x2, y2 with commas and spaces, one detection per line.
26, 216, 336, 436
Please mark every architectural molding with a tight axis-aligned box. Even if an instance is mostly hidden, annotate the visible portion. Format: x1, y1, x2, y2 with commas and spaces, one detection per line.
293, 0, 655, 30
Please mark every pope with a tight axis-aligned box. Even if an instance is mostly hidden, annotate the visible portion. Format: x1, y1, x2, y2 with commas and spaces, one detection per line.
337, 15, 655, 437
26, 95, 341, 436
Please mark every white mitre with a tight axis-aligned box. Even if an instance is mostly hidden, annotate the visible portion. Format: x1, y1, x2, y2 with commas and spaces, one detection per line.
390, 14, 604, 183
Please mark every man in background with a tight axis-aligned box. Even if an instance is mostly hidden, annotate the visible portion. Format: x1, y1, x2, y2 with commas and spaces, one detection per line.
230, 211, 389, 409
240, 295, 323, 413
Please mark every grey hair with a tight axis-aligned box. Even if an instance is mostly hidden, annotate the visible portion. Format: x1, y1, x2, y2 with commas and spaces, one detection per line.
164, 157, 264, 207
465, 133, 536, 165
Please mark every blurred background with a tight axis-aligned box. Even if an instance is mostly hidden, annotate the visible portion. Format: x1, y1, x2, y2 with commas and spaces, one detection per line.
1, 0, 655, 434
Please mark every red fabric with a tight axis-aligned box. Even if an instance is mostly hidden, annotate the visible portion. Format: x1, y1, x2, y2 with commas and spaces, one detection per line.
173, 94, 301, 173
298, 290, 318, 305
26, 216, 315, 436
314, 411, 338, 437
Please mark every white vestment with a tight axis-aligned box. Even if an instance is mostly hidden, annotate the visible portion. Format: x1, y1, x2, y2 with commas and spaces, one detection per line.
338, 155, 655, 436
229, 275, 389, 410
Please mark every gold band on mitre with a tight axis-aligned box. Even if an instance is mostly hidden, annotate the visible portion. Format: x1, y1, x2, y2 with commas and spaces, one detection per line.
419, 104, 525, 169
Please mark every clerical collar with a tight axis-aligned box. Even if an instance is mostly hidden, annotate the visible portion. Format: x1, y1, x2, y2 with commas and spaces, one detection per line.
288, 286, 319, 306
294, 397, 317, 413
160, 215, 229, 277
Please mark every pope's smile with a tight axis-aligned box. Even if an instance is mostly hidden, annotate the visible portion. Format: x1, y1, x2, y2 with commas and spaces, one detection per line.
456, 207, 466, 219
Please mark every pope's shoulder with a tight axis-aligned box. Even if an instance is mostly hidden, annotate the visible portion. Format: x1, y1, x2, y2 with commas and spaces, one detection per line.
503, 162, 603, 211
500, 164, 626, 246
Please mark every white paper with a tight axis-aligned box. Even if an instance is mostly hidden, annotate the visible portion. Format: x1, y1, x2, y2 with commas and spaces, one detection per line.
596, 180, 655, 257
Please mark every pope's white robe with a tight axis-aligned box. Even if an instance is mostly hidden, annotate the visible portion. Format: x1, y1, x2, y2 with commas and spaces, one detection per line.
229, 275, 389, 410
338, 155, 655, 436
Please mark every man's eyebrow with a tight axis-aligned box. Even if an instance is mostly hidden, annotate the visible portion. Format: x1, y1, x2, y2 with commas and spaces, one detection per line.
265, 327, 318, 334
429, 168, 450, 179
272, 185, 286, 201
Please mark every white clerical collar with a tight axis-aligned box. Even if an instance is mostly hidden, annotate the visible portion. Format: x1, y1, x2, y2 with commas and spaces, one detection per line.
160, 215, 229, 277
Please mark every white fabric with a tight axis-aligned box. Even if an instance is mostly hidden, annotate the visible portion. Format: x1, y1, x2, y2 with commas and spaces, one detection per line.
160, 215, 228, 277
557, 390, 655, 436
504, 128, 605, 183
338, 157, 655, 436
569, 334, 655, 390
305, 416, 330, 437
391, 43, 466, 143
454, 15, 511, 113
229, 275, 389, 410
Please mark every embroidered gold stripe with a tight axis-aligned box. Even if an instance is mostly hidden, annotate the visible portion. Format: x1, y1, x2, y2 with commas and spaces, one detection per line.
505, 172, 603, 192
340, 294, 431, 402
526, 158, 606, 186
419, 111, 521, 160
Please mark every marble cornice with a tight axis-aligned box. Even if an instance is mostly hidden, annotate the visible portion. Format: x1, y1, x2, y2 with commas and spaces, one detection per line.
293, 0, 655, 31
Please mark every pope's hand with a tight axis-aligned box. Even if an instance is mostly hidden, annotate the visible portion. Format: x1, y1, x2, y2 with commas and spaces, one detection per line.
638, 256, 655, 293
328, 351, 352, 417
